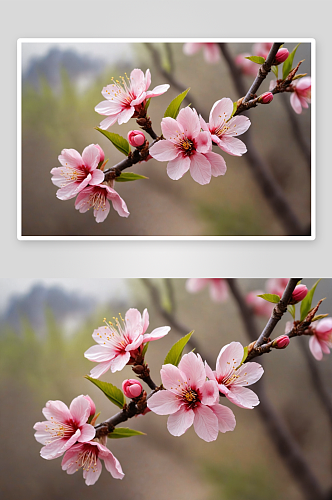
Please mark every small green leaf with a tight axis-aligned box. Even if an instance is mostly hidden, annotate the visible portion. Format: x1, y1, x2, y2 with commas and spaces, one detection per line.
300, 279, 322, 321
271, 65, 278, 79
95, 128, 131, 156
164, 331, 194, 366
245, 55, 265, 64
144, 98, 151, 111
292, 73, 307, 81
287, 304, 296, 319
115, 172, 148, 182
141, 342, 149, 358
85, 376, 125, 409
108, 427, 146, 439
164, 88, 190, 119
282, 43, 301, 80
257, 293, 281, 304
311, 314, 329, 322
236, 346, 248, 369
227, 101, 237, 121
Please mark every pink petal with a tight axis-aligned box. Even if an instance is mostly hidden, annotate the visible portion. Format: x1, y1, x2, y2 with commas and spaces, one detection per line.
89, 168, 105, 186
309, 336, 323, 360
64, 428, 81, 450
69, 395, 90, 426
199, 115, 209, 132
109, 190, 130, 218
195, 131, 212, 154
110, 351, 131, 372
203, 152, 227, 178
89, 360, 114, 379
102, 451, 125, 479
226, 386, 260, 409
84, 345, 115, 362
167, 155, 191, 180
177, 107, 200, 139
56, 176, 91, 201
61, 445, 82, 473
82, 144, 100, 170
234, 362, 264, 386
204, 361, 217, 382
143, 326, 170, 342
193, 405, 219, 442
204, 43, 220, 63
40, 438, 68, 460
189, 152, 212, 185
160, 363, 186, 392
210, 279, 228, 301
224, 116, 251, 137
186, 278, 209, 293
83, 458, 102, 485
99, 114, 119, 130
210, 404, 236, 432
183, 43, 202, 56
130, 68, 146, 95
217, 136, 247, 156
167, 408, 195, 436
142, 308, 149, 333
178, 352, 206, 389
146, 84, 170, 98
94, 199, 110, 223
118, 106, 135, 125
161, 116, 184, 142
95, 99, 122, 115
125, 308, 143, 333
144, 69, 151, 90
78, 423, 96, 442
320, 340, 331, 355
315, 317, 332, 335
296, 76, 311, 91
33, 422, 51, 444
58, 149, 83, 169
209, 98, 233, 130
200, 380, 219, 406
147, 390, 181, 415
290, 93, 302, 114
131, 92, 146, 107
125, 334, 144, 351
150, 140, 179, 161
216, 342, 244, 379
42, 400, 71, 423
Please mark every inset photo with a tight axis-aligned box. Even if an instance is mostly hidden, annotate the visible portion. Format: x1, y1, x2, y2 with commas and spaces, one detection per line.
18, 39, 314, 239
1, 278, 330, 499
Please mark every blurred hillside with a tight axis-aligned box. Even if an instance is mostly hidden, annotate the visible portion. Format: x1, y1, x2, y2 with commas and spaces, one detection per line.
0, 278, 330, 500
20, 42, 312, 236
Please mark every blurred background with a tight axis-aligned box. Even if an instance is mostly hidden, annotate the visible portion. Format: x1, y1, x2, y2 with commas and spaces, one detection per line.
0, 277, 330, 499
20, 41, 312, 236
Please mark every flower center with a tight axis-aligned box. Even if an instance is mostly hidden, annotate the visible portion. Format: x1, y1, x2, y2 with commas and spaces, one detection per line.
182, 388, 199, 408
45, 418, 75, 444
180, 138, 195, 156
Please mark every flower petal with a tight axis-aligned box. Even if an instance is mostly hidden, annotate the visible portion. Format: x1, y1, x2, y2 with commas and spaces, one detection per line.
193, 404, 219, 442
177, 107, 200, 139
102, 450, 125, 479
160, 363, 186, 392
226, 386, 260, 409
234, 362, 264, 386
200, 380, 219, 406
150, 139, 179, 161
209, 98, 233, 130
89, 360, 114, 379
143, 326, 170, 342
309, 335, 323, 360
216, 342, 244, 379
210, 404, 236, 432
178, 352, 206, 389
69, 395, 90, 426
82, 144, 100, 171
147, 390, 181, 415
42, 400, 71, 423
203, 151, 227, 177
146, 84, 170, 98
110, 351, 131, 372
189, 152, 211, 185
217, 136, 247, 156
78, 423, 96, 443
167, 408, 195, 436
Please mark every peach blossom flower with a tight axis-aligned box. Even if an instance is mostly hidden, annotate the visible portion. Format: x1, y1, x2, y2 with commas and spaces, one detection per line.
147, 352, 236, 442
183, 43, 220, 64
122, 379, 143, 398
290, 76, 311, 114
309, 318, 332, 361
75, 182, 129, 223
186, 278, 228, 302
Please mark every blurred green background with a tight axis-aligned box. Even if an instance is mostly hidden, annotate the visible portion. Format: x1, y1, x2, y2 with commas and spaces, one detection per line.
20, 42, 312, 236
0, 278, 330, 499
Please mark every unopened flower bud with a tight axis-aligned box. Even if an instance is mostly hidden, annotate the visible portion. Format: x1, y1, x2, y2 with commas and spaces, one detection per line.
291, 285, 308, 304
128, 130, 146, 147
122, 379, 143, 399
273, 335, 290, 349
259, 92, 274, 104
94, 144, 105, 163
274, 48, 289, 65
83, 395, 96, 416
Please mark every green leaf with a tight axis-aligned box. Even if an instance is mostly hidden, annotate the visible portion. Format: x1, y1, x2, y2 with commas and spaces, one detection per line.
164, 331, 194, 366
300, 279, 322, 321
311, 314, 329, 322
236, 346, 248, 369
164, 88, 190, 119
257, 293, 281, 304
227, 100, 237, 121
271, 65, 278, 79
95, 128, 131, 156
85, 376, 125, 409
108, 427, 146, 439
282, 43, 301, 80
245, 55, 265, 64
144, 98, 151, 111
141, 342, 149, 358
115, 172, 148, 182
287, 304, 296, 320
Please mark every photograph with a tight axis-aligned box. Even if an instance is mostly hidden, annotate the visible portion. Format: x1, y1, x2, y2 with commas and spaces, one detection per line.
18, 39, 314, 239
1, 277, 330, 500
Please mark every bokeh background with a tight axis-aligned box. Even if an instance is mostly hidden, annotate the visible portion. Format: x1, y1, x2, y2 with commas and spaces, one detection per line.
20, 41, 312, 236
0, 277, 330, 500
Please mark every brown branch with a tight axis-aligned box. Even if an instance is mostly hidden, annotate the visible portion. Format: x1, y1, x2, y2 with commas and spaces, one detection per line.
226, 278, 327, 500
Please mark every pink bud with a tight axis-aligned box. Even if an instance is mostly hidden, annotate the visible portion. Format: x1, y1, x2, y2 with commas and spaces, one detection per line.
274, 335, 290, 349
83, 395, 96, 416
127, 130, 146, 148
122, 379, 143, 399
274, 48, 289, 65
260, 92, 274, 104
94, 144, 105, 164
291, 285, 308, 303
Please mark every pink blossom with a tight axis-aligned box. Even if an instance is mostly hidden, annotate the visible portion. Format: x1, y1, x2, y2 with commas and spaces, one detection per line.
127, 130, 146, 147
260, 92, 274, 104
309, 318, 332, 361
147, 352, 236, 442
274, 335, 290, 349
290, 76, 311, 114
61, 438, 124, 485
291, 284, 308, 303
33, 395, 96, 460
205, 342, 264, 409
122, 379, 143, 398
51, 145, 105, 201
274, 48, 289, 65
85, 308, 170, 378
200, 98, 251, 157
245, 290, 274, 317
186, 278, 228, 303
183, 43, 220, 64
95, 69, 169, 130
149, 107, 226, 185
94, 144, 105, 164
83, 395, 96, 417
75, 182, 129, 223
